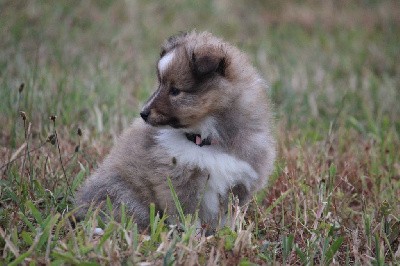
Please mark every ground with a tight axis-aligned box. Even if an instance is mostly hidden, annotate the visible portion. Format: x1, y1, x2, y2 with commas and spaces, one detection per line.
0, 0, 399, 265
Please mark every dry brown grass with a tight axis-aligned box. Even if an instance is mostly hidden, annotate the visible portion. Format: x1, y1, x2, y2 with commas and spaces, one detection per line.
1, 0, 399, 264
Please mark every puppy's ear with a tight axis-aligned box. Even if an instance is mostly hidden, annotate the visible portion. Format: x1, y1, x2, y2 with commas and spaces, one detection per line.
191, 46, 226, 78
161, 31, 188, 57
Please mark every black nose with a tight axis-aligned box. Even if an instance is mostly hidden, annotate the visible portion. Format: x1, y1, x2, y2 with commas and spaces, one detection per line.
140, 110, 150, 121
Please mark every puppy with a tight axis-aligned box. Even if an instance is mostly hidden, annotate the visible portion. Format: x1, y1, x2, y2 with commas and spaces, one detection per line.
75, 31, 276, 232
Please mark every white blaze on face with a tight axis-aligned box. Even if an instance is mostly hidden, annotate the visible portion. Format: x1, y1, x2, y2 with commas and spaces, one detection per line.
158, 50, 175, 76
142, 50, 176, 111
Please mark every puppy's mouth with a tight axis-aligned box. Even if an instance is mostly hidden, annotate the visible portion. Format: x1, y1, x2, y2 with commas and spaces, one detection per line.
168, 119, 187, 129
169, 123, 187, 129
144, 116, 187, 129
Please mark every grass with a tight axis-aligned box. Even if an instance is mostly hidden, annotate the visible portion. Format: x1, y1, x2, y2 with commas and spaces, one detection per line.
1, 0, 399, 264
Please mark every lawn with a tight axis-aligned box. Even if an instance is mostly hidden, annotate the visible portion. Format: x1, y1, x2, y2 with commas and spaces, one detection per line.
1, 0, 399, 265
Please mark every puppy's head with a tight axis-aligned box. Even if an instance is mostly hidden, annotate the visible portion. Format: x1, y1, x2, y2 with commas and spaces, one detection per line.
140, 32, 231, 129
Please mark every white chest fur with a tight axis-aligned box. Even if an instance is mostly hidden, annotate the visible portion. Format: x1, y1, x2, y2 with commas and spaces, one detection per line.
155, 128, 258, 214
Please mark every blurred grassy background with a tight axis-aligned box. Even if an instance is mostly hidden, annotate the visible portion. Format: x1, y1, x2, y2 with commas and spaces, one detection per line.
1, 0, 400, 264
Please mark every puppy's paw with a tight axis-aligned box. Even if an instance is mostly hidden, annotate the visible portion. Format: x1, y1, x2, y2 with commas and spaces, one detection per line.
93, 227, 104, 236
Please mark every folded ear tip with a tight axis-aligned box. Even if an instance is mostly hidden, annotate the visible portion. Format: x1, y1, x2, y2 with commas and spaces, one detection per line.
197, 56, 219, 74
192, 50, 226, 78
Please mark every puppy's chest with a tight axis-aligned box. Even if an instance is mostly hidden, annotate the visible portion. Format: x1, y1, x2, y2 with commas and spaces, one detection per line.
155, 130, 258, 194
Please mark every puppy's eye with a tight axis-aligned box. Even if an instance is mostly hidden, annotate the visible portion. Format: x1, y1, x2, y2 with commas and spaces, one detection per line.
170, 87, 181, 96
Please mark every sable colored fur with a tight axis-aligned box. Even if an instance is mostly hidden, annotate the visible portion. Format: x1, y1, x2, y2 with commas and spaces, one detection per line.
75, 31, 276, 232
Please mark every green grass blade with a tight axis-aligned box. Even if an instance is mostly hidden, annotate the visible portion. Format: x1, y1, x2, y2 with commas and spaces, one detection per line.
19, 212, 36, 232
20, 231, 33, 245
295, 246, 307, 265
97, 223, 115, 251
265, 189, 292, 215
37, 213, 60, 250
167, 177, 185, 224
9, 249, 33, 266
282, 234, 294, 263
149, 202, 156, 237
324, 236, 344, 265
26, 201, 43, 224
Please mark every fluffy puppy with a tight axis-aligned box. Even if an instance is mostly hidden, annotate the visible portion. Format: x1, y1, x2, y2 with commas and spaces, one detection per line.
75, 31, 276, 232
